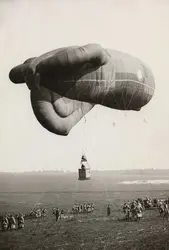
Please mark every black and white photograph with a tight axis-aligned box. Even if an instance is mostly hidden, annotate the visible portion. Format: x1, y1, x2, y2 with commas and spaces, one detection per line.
0, 0, 169, 249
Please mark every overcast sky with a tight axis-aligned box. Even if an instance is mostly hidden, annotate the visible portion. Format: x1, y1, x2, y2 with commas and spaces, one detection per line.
0, 0, 169, 172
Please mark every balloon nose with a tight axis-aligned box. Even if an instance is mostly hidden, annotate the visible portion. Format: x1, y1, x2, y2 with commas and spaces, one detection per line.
9, 64, 27, 84
9, 58, 36, 84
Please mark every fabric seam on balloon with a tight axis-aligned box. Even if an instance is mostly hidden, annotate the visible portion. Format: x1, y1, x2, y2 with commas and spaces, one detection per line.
62, 79, 155, 90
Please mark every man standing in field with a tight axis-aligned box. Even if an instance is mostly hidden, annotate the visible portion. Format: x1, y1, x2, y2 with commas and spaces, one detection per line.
17, 213, 25, 229
55, 208, 60, 222
1, 215, 8, 231
107, 205, 111, 217
9, 214, 16, 230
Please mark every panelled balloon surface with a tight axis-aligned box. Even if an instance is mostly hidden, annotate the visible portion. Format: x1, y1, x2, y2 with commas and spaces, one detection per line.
9, 43, 155, 136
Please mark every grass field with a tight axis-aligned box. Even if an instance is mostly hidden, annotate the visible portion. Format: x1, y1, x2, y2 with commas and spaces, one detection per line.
0, 171, 169, 250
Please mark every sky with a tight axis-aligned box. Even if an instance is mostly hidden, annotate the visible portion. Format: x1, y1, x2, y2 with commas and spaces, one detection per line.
0, 0, 169, 172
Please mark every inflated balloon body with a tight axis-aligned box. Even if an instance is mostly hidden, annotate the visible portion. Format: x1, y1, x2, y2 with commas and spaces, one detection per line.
9, 43, 155, 133
9, 57, 94, 136
10, 43, 155, 111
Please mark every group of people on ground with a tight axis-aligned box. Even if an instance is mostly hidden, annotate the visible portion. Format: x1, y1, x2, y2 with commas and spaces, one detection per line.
122, 200, 143, 221
1, 213, 24, 231
158, 200, 169, 220
106, 200, 143, 221
71, 203, 94, 214
1, 207, 63, 231
121, 197, 169, 222
29, 207, 47, 218
2, 197, 169, 231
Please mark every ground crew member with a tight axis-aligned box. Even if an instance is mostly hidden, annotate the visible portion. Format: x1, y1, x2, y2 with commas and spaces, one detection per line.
107, 205, 111, 216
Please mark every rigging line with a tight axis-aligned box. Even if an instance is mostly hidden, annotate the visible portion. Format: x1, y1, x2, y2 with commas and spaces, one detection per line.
95, 64, 121, 111
74, 174, 80, 219
128, 85, 143, 109
33, 188, 64, 248
31, 192, 45, 213
16, 192, 46, 249
97, 177, 111, 205
30, 174, 61, 247
81, 116, 87, 156
30, 192, 46, 248
126, 86, 137, 110
117, 74, 127, 111
35, 185, 68, 248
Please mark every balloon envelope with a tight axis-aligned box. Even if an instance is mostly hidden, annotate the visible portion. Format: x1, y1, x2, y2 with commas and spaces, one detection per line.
34, 44, 155, 111
9, 43, 155, 135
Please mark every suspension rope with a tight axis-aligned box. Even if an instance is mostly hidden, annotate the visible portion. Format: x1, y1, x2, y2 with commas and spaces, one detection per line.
82, 115, 87, 156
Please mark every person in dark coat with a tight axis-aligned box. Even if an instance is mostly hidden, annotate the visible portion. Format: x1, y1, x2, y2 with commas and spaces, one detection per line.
55, 208, 60, 222
107, 205, 111, 216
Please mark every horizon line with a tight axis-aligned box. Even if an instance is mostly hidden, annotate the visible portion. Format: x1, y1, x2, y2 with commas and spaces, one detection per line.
0, 168, 169, 174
